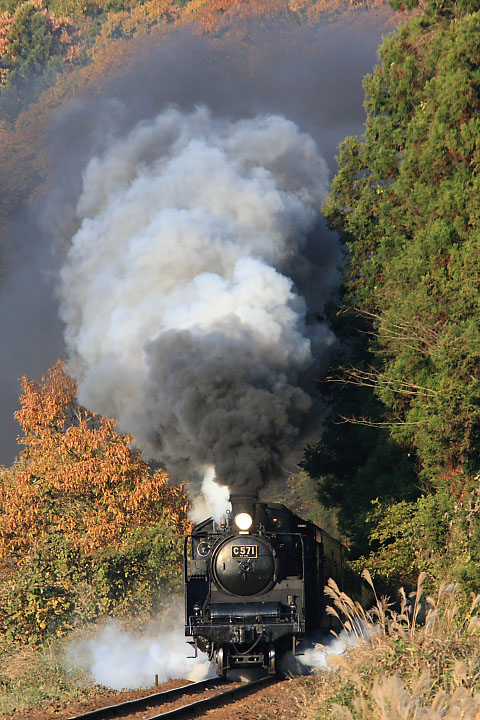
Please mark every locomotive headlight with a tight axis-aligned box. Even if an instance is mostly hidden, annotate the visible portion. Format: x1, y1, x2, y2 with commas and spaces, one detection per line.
234, 512, 253, 531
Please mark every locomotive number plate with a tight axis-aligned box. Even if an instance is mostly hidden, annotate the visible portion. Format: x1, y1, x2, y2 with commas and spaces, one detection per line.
232, 545, 258, 558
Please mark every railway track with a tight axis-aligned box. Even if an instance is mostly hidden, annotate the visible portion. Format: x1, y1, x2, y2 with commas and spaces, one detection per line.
65, 674, 277, 720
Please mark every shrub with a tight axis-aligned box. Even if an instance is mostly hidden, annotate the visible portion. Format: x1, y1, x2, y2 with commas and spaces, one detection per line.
300, 572, 480, 719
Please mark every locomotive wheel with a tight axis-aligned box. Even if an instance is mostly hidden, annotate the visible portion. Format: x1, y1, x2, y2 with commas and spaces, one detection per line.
216, 647, 228, 678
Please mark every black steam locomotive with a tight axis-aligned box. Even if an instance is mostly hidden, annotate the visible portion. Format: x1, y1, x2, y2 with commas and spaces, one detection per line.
184, 495, 345, 675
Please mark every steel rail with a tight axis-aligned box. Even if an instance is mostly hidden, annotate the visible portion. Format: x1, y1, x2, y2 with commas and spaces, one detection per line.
65, 677, 223, 720
145, 675, 277, 720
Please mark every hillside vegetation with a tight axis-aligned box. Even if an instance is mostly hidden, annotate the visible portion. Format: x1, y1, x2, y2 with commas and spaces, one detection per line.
303, 0, 480, 593
294, 5, 480, 710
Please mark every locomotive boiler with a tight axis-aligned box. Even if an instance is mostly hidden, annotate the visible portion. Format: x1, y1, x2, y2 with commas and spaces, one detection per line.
184, 495, 345, 675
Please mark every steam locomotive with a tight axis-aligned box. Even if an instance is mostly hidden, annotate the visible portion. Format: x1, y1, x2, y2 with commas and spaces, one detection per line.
184, 495, 345, 676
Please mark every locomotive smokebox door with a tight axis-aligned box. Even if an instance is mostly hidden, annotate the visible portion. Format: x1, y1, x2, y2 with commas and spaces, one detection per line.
212, 535, 278, 596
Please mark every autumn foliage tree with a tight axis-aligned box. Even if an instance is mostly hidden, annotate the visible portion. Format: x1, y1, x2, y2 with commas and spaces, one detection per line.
0, 361, 190, 643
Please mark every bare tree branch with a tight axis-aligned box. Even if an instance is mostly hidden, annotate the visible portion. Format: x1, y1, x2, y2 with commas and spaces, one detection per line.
336, 414, 421, 428
326, 364, 440, 398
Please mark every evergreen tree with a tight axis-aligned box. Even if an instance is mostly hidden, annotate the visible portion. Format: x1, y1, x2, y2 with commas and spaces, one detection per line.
324, 0, 480, 488
306, 0, 480, 576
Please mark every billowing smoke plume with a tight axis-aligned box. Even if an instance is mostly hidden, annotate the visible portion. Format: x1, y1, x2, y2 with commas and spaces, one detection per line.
58, 105, 334, 494
0, 10, 397, 467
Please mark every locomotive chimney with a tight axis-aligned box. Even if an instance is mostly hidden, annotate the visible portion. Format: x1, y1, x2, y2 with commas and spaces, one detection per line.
229, 494, 257, 532
230, 494, 257, 518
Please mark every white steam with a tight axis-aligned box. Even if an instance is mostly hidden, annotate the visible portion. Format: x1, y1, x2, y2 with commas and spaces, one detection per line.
70, 623, 357, 689
188, 465, 231, 524
58, 105, 334, 493
69, 613, 214, 690
298, 629, 359, 671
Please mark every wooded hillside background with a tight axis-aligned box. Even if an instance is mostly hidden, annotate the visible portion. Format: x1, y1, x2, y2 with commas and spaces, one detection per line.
1, 0, 480, 653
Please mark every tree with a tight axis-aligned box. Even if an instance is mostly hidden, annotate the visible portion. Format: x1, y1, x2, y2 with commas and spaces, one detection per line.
302, 0, 480, 578
323, 1, 480, 488
0, 361, 190, 642
0, 1, 81, 116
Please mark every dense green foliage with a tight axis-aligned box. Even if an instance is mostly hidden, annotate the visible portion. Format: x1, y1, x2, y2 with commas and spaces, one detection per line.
305, 0, 480, 590
325, 2, 480, 484
351, 487, 480, 595
0, 2, 75, 116
7, 4, 61, 74
302, 379, 419, 555
0, 521, 183, 645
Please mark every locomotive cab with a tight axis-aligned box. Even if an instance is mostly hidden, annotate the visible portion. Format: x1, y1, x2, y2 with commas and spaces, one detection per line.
185, 496, 345, 676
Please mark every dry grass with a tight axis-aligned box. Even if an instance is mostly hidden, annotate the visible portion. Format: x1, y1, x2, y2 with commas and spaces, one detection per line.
0, 634, 103, 716
299, 572, 480, 719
